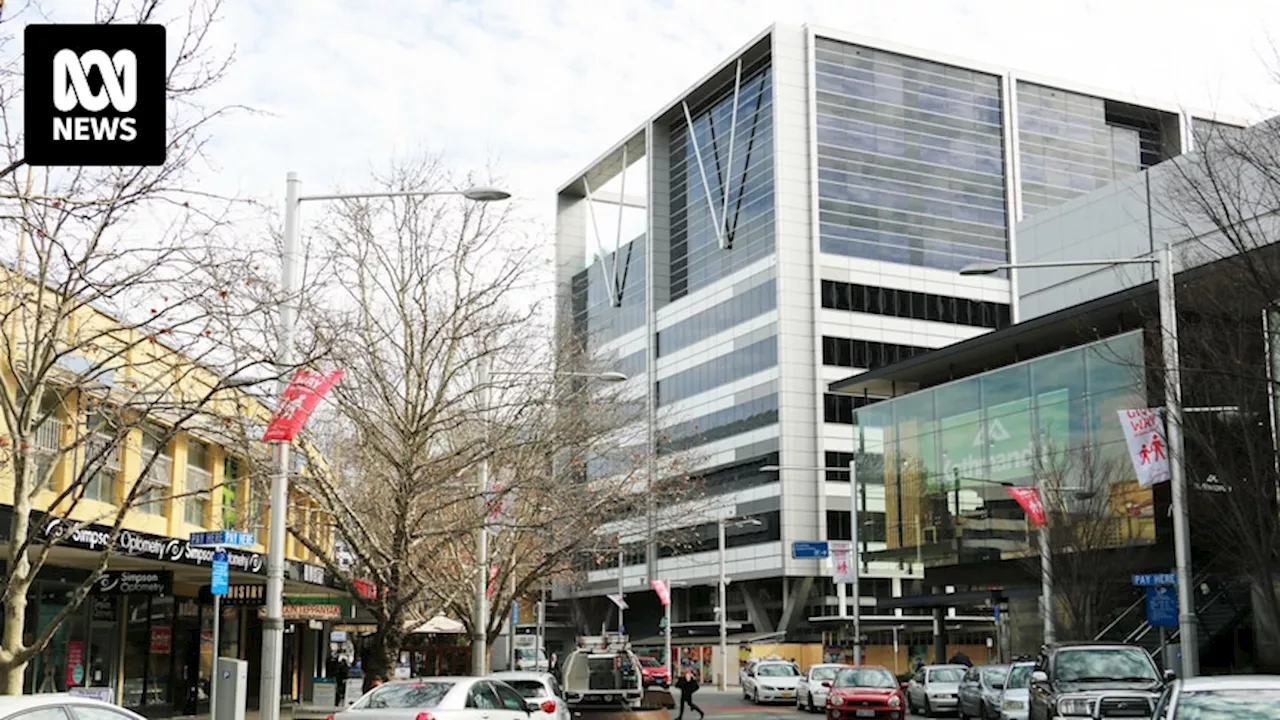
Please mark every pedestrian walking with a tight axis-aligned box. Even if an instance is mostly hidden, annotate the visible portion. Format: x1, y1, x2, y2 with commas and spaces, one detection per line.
674, 669, 705, 720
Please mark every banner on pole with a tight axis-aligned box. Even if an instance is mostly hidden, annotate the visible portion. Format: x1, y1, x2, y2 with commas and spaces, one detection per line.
651, 579, 670, 607
607, 593, 629, 610
487, 565, 499, 600
1005, 486, 1047, 527
262, 369, 344, 442
1118, 408, 1172, 487
830, 541, 854, 584
484, 478, 513, 535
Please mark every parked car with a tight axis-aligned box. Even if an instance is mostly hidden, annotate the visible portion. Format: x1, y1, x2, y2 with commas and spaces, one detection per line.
1152, 674, 1280, 717
742, 660, 803, 704
905, 664, 966, 717
1027, 642, 1168, 720
996, 661, 1034, 720
825, 666, 904, 719
488, 671, 570, 720
796, 663, 848, 712
0, 695, 147, 720
637, 656, 671, 687
958, 664, 1008, 720
334, 677, 538, 720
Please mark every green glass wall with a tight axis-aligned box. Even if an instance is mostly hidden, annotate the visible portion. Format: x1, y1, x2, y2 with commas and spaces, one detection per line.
850, 330, 1156, 564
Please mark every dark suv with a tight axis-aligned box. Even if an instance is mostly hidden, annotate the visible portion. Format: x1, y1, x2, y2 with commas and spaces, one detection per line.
1028, 642, 1171, 719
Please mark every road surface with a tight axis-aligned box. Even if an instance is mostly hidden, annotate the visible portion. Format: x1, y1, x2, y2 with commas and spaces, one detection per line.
682, 690, 926, 720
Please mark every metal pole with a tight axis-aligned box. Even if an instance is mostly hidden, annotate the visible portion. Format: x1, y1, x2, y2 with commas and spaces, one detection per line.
891, 625, 899, 675
1038, 476, 1054, 645
537, 583, 546, 669
471, 357, 491, 676
509, 571, 517, 669
664, 592, 673, 682
211, 581, 221, 720
1158, 244, 1198, 678
718, 519, 728, 691
618, 548, 625, 633
261, 172, 301, 720
850, 459, 862, 666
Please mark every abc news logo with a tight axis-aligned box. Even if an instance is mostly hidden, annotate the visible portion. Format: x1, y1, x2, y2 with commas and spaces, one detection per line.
24, 24, 166, 167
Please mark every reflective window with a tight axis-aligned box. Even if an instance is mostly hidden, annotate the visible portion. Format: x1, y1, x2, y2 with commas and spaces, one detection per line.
655, 511, 780, 557
835, 668, 896, 688
1175, 689, 1280, 718
823, 393, 884, 425
570, 234, 647, 351
814, 38, 1008, 272
357, 681, 454, 709
658, 276, 776, 356
822, 336, 932, 369
656, 337, 777, 405
669, 56, 775, 300
821, 279, 1010, 330
658, 394, 778, 454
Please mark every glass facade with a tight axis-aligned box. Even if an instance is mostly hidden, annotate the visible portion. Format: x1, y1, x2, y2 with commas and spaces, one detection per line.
658, 392, 778, 454
821, 279, 1011, 330
850, 331, 1156, 564
1017, 82, 1177, 217
657, 272, 775, 357
668, 56, 775, 301
570, 234, 647, 350
814, 39, 1008, 272
656, 336, 777, 405
821, 335, 931, 370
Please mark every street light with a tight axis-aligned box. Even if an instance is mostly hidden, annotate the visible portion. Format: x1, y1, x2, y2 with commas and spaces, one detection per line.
718, 515, 762, 689
265, 172, 510, 720
762, 463, 865, 664
960, 244, 1197, 678
473, 367, 628, 676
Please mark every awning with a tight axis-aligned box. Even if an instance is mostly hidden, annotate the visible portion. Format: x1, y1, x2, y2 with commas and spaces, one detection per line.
407, 615, 466, 634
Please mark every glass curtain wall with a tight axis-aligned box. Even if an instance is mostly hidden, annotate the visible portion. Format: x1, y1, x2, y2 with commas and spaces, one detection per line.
852, 330, 1155, 564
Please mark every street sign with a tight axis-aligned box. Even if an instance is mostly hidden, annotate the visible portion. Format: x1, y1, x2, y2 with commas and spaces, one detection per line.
792, 541, 830, 559
1132, 573, 1177, 587
189, 530, 257, 548
210, 549, 229, 596
1145, 586, 1178, 628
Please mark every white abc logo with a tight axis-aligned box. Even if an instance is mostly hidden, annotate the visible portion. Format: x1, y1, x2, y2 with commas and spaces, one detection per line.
52, 48, 137, 113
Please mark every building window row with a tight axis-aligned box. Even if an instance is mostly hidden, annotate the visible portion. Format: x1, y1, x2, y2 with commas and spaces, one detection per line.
823, 451, 887, 485
821, 335, 932, 370
657, 277, 776, 357
656, 336, 776, 406
820, 279, 1011, 330
826, 509, 887, 543
823, 393, 884, 425
570, 234, 647, 351
658, 393, 778, 455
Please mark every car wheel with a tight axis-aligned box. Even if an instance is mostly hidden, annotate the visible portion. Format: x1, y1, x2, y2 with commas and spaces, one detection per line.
923, 696, 933, 718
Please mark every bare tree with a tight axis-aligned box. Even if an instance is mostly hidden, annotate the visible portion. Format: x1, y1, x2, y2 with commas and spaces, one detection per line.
0, 0, 325, 694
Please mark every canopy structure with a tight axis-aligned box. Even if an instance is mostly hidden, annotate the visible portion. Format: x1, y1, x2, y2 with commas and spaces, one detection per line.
408, 615, 466, 634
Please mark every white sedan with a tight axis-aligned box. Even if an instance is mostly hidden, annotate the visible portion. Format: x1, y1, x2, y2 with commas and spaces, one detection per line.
796, 664, 848, 712
743, 661, 803, 704
0, 694, 146, 720
488, 672, 570, 720
337, 677, 536, 720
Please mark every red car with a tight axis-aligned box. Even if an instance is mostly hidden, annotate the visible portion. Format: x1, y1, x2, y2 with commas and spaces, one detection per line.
826, 666, 906, 720
638, 656, 671, 687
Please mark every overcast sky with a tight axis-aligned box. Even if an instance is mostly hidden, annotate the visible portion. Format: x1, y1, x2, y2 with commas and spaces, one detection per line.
19, 0, 1280, 262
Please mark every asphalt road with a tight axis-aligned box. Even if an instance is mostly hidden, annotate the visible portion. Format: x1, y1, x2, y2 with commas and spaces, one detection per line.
684, 690, 927, 720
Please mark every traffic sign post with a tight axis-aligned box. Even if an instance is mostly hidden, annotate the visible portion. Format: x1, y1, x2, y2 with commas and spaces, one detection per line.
193, 531, 250, 720
190, 530, 257, 548
1145, 586, 1178, 628
792, 541, 830, 559
1132, 573, 1177, 588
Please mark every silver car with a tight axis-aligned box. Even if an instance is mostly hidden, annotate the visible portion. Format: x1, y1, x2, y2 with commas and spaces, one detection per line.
796, 663, 848, 712
996, 662, 1034, 720
1152, 674, 1280, 718
0, 694, 146, 720
337, 678, 536, 720
906, 664, 967, 717
489, 671, 570, 720
958, 664, 1008, 720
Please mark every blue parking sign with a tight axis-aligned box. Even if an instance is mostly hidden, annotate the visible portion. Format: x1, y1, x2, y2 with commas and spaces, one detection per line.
1145, 586, 1178, 628
211, 549, 229, 596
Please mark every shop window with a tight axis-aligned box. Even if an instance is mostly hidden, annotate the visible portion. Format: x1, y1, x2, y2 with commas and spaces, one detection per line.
185, 440, 211, 526
138, 427, 172, 517
122, 595, 174, 707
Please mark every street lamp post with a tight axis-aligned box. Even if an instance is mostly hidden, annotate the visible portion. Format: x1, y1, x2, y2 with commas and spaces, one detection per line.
961, 243, 1197, 677
267, 173, 510, 720
718, 516, 762, 689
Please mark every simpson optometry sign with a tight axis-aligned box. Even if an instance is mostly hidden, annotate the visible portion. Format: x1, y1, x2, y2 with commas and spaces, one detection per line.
93, 570, 171, 595
41, 517, 265, 573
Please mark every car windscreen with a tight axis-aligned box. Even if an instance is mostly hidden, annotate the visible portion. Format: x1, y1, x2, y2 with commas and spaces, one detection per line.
505, 680, 548, 698
1055, 649, 1158, 683
983, 667, 1008, 686
834, 669, 895, 689
1175, 688, 1280, 718
640, 657, 661, 668
1004, 665, 1033, 689
810, 666, 841, 681
355, 682, 453, 709
757, 664, 800, 677
927, 668, 965, 683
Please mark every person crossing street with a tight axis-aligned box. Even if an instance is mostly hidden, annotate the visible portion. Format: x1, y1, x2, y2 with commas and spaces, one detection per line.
675, 669, 705, 720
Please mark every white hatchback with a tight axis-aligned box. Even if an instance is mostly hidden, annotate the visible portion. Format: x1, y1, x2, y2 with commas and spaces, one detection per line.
796, 663, 848, 712
743, 661, 803, 704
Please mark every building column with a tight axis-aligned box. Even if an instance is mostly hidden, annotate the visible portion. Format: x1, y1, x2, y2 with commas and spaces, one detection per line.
933, 607, 948, 663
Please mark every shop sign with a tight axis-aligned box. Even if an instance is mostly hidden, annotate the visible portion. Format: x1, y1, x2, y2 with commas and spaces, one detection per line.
92, 570, 172, 595
203, 583, 266, 606
42, 517, 265, 574
258, 597, 350, 621
150, 626, 172, 654
65, 640, 85, 688
91, 596, 117, 621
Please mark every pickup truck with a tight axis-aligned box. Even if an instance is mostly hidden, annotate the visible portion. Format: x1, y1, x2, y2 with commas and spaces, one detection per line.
1028, 642, 1172, 720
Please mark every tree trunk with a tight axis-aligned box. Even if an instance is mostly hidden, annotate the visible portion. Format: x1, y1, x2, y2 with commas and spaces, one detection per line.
363, 615, 405, 693
1, 490, 33, 695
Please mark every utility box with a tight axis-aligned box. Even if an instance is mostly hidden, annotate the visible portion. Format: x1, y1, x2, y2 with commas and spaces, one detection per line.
215, 657, 249, 720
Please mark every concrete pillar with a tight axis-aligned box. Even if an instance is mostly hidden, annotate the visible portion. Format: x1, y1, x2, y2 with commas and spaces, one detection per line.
933, 607, 947, 663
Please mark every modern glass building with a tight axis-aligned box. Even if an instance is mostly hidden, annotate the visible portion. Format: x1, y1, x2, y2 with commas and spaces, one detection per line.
553, 22, 1242, 654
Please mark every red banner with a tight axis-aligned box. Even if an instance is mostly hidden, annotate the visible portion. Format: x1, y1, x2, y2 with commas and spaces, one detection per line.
651, 579, 670, 607
262, 369, 344, 442
1006, 486, 1047, 527
352, 578, 378, 600
486, 565, 499, 600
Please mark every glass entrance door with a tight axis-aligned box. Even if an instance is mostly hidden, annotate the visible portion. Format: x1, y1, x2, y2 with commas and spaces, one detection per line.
86, 625, 117, 691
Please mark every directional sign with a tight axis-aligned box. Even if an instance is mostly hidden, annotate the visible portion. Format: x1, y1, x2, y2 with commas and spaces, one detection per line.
210, 549, 230, 596
792, 541, 830, 559
1132, 573, 1177, 588
1145, 586, 1178, 628
190, 530, 257, 548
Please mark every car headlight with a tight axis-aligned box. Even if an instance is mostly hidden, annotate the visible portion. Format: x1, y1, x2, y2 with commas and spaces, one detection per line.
1001, 699, 1025, 710
887, 696, 901, 708
830, 696, 844, 706
1057, 697, 1095, 716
